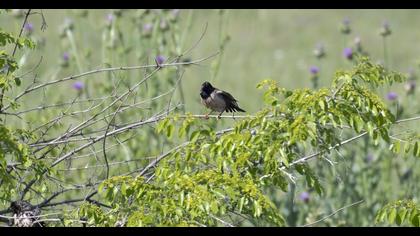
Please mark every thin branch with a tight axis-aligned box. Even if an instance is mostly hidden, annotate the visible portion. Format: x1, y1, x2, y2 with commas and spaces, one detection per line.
19, 105, 181, 200
395, 115, 420, 124
302, 199, 364, 227
285, 115, 420, 169
285, 131, 368, 169
1, 52, 219, 112
15, 56, 43, 79
209, 214, 235, 227
180, 22, 208, 57
137, 141, 190, 177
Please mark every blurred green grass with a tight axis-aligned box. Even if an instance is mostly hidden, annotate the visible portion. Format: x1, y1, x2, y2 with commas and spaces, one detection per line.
1, 9, 419, 116
1, 9, 420, 226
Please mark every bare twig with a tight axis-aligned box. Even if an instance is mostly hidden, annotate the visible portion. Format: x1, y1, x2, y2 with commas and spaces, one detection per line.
1, 52, 219, 112
209, 214, 235, 227
302, 199, 364, 227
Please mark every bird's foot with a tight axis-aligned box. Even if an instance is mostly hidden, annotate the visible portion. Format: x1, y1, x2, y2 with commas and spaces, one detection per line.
204, 114, 210, 120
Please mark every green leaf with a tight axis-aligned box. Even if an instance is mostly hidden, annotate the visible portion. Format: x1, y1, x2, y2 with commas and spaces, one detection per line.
14, 77, 21, 86
393, 141, 401, 153
380, 129, 390, 143
354, 116, 363, 133
121, 182, 127, 196
366, 122, 374, 137
397, 208, 407, 226
279, 148, 289, 168
166, 124, 174, 138
413, 142, 419, 157
411, 214, 420, 227
253, 201, 262, 217
314, 181, 324, 196
156, 119, 169, 134
404, 142, 411, 154
238, 197, 245, 213
319, 100, 326, 111
376, 208, 387, 223
23, 158, 32, 168
388, 208, 397, 224
190, 130, 200, 142
210, 201, 218, 213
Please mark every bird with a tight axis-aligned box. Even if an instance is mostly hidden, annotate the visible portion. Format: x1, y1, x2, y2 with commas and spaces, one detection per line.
9, 201, 44, 227
200, 81, 246, 119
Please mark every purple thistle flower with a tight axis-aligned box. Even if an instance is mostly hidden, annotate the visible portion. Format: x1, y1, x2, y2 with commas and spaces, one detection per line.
343, 47, 353, 60
73, 81, 84, 91
380, 20, 392, 37
383, 20, 390, 29
63, 52, 70, 62
299, 192, 310, 203
155, 55, 165, 65
24, 23, 34, 34
386, 92, 398, 101
142, 23, 153, 36
60, 52, 70, 67
106, 13, 114, 25
343, 17, 350, 26
340, 17, 351, 34
366, 153, 374, 163
309, 66, 320, 75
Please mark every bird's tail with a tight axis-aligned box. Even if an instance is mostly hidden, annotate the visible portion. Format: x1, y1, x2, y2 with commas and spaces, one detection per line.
227, 104, 245, 113
235, 106, 246, 112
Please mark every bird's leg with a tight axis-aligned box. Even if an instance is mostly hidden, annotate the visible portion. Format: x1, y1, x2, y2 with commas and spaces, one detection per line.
232, 112, 236, 120
217, 111, 224, 120
205, 110, 213, 119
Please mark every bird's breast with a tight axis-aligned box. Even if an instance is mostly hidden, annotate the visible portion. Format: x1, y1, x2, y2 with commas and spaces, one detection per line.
201, 92, 226, 112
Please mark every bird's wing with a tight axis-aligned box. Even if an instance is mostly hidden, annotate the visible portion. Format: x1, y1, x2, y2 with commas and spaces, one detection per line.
216, 90, 237, 102
215, 90, 245, 112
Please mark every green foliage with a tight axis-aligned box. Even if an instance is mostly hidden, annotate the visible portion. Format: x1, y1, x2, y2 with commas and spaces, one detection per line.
0, 123, 49, 202
95, 172, 284, 226
334, 56, 405, 87
64, 57, 414, 226
0, 22, 45, 204
0, 28, 35, 91
65, 202, 116, 226
376, 199, 420, 227
389, 139, 420, 157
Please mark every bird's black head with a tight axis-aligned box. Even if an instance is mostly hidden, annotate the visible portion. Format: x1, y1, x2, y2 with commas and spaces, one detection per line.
200, 81, 215, 99
10, 201, 33, 214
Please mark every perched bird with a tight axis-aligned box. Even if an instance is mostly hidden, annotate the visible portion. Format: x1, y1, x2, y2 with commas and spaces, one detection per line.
9, 201, 44, 227
200, 81, 245, 119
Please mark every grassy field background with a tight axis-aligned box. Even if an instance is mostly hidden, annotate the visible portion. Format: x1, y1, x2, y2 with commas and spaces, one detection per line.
1, 9, 419, 226
2, 9, 419, 115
